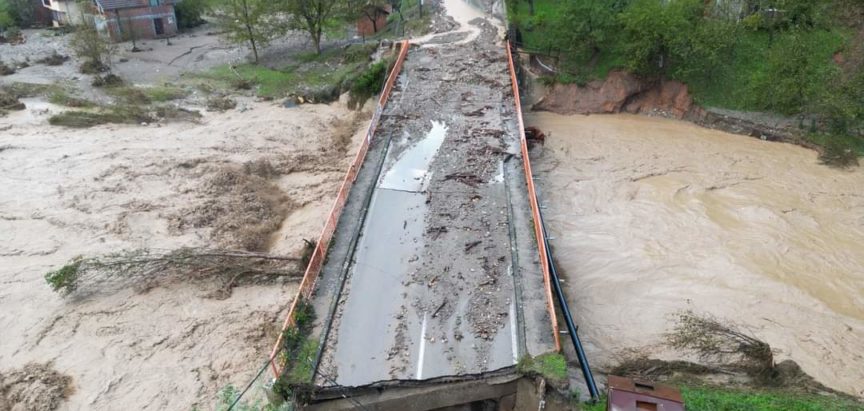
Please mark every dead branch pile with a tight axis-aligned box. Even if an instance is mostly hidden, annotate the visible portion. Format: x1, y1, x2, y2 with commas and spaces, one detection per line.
667, 311, 775, 382
45, 248, 303, 300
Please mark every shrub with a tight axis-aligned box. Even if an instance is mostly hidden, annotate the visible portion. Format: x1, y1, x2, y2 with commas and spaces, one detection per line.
207, 96, 237, 111
0, 60, 14, 75
37, 52, 69, 66
0, 90, 25, 111
92, 73, 124, 87
348, 60, 388, 109
80, 60, 109, 75
44, 258, 82, 293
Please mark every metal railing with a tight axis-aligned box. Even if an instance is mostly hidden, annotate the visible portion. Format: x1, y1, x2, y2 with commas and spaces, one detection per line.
267, 39, 411, 378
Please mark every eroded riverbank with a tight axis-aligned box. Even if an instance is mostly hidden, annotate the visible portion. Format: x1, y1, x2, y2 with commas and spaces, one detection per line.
527, 112, 864, 397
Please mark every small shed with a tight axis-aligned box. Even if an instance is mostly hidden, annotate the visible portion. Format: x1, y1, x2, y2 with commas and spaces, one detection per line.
357, 4, 391, 36
92, 0, 178, 41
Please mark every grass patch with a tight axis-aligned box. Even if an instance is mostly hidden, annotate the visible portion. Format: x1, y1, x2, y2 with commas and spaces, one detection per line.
143, 85, 188, 102
48, 106, 153, 128
0, 82, 59, 98
48, 90, 95, 108
680, 385, 864, 411
193, 43, 378, 101
517, 353, 568, 384
285, 338, 318, 384
271, 299, 318, 403
575, 385, 864, 411
214, 384, 291, 411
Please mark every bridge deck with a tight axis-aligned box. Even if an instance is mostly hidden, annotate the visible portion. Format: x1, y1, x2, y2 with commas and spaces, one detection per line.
307, 25, 555, 389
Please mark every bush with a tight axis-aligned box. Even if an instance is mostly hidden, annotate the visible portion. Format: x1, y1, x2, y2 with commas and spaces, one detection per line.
0, 90, 25, 111
80, 60, 109, 75
175, 0, 208, 29
0, 60, 14, 75
44, 258, 82, 293
3, 25, 20, 41
207, 96, 237, 111
348, 60, 388, 109
808, 133, 862, 167
92, 73, 124, 87
36, 52, 70, 66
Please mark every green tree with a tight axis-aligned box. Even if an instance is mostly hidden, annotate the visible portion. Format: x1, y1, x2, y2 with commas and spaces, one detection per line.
216, 0, 277, 63
282, 0, 345, 55
0, 8, 13, 34
175, 0, 210, 29
750, 29, 839, 115
70, 19, 116, 73
618, 0, 703, 77
551, 0, 623, 67
0, 0, 34, 28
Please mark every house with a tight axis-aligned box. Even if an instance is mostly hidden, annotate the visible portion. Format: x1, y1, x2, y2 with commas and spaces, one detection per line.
92, 0, 178, 41
43, 0, 178, 40
41, 0, 87, 26
356, 4, 391, 37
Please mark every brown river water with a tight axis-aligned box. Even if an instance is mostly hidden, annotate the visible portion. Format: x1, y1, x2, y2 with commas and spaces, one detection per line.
527, 112, 864, 397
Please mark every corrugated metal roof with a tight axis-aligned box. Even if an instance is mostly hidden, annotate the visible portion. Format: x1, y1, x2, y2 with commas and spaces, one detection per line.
95, 0, 174, 11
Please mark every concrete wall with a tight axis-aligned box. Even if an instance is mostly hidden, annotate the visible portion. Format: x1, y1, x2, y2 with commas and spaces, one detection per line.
95, 5, 177, 41
44, 0, 86, 26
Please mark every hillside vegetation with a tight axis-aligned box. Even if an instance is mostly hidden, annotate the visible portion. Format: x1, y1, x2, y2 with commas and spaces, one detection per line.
509, 0, 864, 165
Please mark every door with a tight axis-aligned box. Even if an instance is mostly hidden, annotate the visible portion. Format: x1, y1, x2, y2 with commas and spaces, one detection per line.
153, 18, 164, 35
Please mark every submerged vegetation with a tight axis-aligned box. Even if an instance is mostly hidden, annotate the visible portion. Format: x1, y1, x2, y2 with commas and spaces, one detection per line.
591, 311, 864, 410
508, 0, 864, 165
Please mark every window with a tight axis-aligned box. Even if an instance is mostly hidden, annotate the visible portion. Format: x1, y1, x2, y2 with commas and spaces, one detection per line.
42, 0, 51, 7
149, 0, 160, 6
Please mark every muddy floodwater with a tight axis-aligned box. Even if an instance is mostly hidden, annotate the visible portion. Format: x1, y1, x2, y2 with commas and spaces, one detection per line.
527, 112, 864, 397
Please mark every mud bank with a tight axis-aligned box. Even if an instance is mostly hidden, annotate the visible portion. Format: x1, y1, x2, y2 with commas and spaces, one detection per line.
0, 100, 367, 409
527, 112, 864, 398
531, 70, 805, 146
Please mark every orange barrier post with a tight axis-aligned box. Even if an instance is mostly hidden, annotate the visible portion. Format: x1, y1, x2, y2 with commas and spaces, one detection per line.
505, 41, 562, 352
268, 40, 411, 377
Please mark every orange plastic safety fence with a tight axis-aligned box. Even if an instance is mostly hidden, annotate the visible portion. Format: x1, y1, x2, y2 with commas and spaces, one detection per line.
505, 41, 562, 352
268, 41, 411, 378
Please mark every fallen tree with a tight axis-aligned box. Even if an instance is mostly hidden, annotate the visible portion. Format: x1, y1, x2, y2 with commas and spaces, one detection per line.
45, 247, 306, 300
